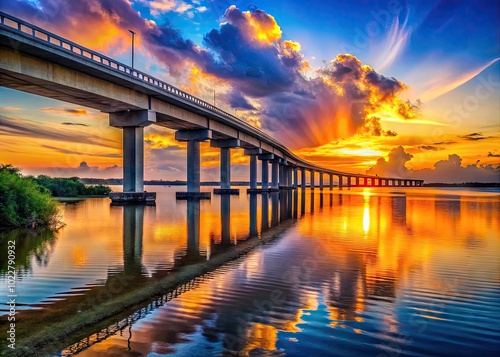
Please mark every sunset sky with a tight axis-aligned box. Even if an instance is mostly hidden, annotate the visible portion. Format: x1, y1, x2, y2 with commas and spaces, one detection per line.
0, 0, 499, 183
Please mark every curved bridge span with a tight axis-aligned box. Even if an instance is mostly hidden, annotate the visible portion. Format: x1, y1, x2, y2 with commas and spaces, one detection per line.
0, 12, 423, 202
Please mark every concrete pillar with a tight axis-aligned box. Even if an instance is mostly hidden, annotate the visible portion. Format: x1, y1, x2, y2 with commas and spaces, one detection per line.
211, 138, 240, 195
109, 110, 156, 203
347, 176, 351, 188
250, 156, 257, 189
261, 159, 269, 190
293, 167, 298, 189
123, 126, 144, 192
319, 172, 324, 190
279, 164, 284, 188
271, 160, 279, 190
287, 166, 292, 188
187, 140, 200, 192
244, 148, 261, 193
339, 175, 343, 189
310, 170, 315, 189
329, 174, 333, 190
220, 148, 230, 189
175, 129, 212, 199
301, 168, 306, 189
356, 177, 360, 186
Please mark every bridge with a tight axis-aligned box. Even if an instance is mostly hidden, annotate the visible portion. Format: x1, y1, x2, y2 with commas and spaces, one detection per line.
0, 12, 424, 203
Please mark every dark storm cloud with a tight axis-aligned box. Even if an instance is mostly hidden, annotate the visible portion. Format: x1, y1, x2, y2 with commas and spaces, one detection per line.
458, 132, 494, 141
225, 91, 256, 110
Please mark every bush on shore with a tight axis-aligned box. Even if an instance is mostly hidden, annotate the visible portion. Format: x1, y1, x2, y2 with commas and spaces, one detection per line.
33, 175, 112, 197
0, 165, 58, 228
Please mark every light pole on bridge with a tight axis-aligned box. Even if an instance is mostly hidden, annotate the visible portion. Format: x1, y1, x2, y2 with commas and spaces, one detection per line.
129, 30, 135, 69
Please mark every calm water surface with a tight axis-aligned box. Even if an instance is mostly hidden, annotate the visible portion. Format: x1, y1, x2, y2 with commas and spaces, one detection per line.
1, 186, 499, 356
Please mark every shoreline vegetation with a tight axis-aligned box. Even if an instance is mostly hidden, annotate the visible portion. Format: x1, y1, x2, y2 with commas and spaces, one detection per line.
0, 164, 111, 228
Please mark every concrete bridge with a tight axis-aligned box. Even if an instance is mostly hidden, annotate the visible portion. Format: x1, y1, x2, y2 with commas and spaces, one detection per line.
0, 12, 424, 203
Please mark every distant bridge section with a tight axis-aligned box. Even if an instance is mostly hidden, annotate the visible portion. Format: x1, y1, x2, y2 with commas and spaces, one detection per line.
0, 12, 423, 202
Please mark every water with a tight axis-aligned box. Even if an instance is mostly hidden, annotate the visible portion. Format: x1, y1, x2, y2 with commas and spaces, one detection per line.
1, 186, 499, 356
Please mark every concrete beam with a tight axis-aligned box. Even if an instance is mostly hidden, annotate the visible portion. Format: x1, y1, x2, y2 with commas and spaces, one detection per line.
210, 138, 240, 148
244, 148, 262, 156
258, 153, 274, 161
209, 119, 238, 138
110, 110, 156, 127
175, 129, 212, 142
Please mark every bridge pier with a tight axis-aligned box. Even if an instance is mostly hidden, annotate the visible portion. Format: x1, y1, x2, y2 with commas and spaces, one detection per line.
329, 174, 333, 190
211, 139, 240, 195
109, 110, 156, 204
259, 153, 273, 191
339, 175, 343, 190
245, 148, 265, 193
271, 158, 280, 191
293, 167, 298, 189
319, 172, 324, 190
175, 129, 212, 199
301, 168, 306, 189
310, 170, 315, 190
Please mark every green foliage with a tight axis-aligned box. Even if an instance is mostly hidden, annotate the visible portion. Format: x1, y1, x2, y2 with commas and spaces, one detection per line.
33, 175, 112, 197
0, 164, 58, 228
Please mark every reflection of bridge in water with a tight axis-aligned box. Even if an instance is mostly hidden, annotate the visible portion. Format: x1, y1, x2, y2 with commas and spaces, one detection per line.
0, 12, 424, 205
58, 188, 333, 356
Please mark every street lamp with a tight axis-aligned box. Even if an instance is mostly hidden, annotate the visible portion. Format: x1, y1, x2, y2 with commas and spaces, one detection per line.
129, 30, 135, 69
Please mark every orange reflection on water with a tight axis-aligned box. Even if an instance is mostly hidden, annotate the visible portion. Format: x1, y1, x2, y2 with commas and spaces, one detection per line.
45, 188, 500, 356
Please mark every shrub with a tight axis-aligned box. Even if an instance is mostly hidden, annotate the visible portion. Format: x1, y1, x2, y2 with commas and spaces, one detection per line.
0, 165, 58, 228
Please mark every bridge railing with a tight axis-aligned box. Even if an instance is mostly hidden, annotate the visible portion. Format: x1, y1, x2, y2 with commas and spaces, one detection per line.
0, 12, 251, 126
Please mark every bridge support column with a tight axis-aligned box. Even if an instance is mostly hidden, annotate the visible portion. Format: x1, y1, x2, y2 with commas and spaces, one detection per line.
259, 153, 273, 191
279, 163, 285, 188
271, 159, 280, 191
245, 148, 262, 193
211, 139, 240, 195
301, 168, 306, 189
293, 167, 298, 189
175, 129, 212, 199
347, 176, 352, 188
319, 172, 324, 190
286, 166, 293, 189
356, 177, 360, 187
329, 174, 333, 190
310, 170, 315, 190
109, 110, 156, 204
339, 175, 343, 190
